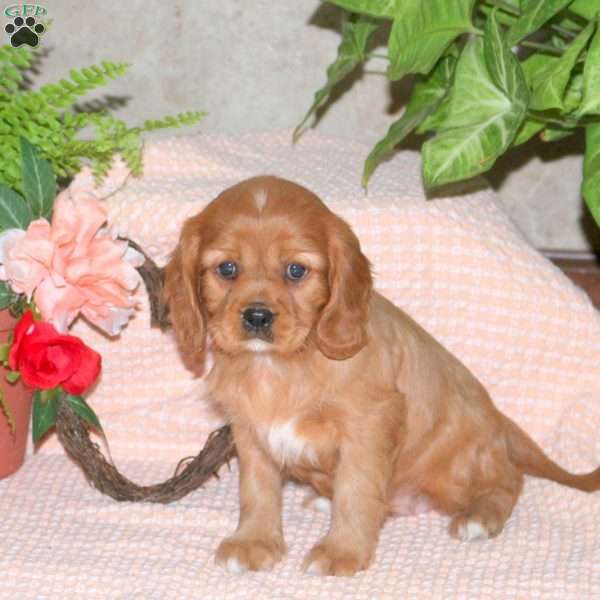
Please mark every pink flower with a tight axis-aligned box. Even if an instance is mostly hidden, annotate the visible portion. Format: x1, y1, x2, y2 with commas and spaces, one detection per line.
0, 188, 143, 336
0, 222, 54, 298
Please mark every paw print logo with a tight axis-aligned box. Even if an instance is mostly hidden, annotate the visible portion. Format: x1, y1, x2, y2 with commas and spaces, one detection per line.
5, 16, 45, 48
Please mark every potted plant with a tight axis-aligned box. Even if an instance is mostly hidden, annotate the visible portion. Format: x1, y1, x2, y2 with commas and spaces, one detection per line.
0, 43, 205, 478
0, 137, 146, 478
295, 0, 600, 230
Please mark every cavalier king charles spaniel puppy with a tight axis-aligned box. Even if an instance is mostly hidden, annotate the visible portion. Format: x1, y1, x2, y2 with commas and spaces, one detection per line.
165, 176, 599, 577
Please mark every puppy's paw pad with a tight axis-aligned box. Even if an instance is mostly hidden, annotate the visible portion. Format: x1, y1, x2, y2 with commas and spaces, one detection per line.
302, 543, 368, 577
215, 536, 286, 572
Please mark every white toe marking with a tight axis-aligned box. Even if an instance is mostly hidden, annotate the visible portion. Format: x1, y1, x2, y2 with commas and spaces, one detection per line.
306, 560, 323, 575
225, 557, 248, 573
254, 189, 268, 212
458, 520, 489, 542
311, 497, 332, 514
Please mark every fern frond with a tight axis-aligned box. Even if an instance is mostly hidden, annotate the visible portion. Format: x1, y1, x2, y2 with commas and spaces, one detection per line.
0, 45, 33, 95
39, 61, 129, 109
0, 49, 202, 190
0, 45, 32, 69
140, 111, 207, 132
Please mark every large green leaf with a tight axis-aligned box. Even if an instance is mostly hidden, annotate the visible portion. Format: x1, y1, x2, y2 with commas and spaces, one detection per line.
0, 184, 32, 231
65, 394, 103, 432
507, 0, 575, 45
325, 0, 402, 17
422, 14, 529, 187
32, 389, 59, 444
294, 16, 379, 139
417, 94, 452, 133
525, 22, 594, 110
569, 0, 600, 20
576, 27, 600, 116
20, 137, 56, 220
362, 58, 453, 187
416, 44, 462, 133
521, 52, 558, 91
582, 122, 600, 227
485, 11, 527, 97
387, 0, 475, 81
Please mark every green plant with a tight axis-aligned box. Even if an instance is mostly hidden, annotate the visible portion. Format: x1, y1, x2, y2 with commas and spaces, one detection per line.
0, 45, 205, 190
295, 0, 600, 227
0, 138, 102, 440
0, 136, 57, 317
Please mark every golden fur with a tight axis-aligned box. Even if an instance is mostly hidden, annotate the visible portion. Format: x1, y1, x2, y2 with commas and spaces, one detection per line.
165, 176, 600, 576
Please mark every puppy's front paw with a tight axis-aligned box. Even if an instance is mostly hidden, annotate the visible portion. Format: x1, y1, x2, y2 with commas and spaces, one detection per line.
215, 535, 286, 573
302, 540, 371, 577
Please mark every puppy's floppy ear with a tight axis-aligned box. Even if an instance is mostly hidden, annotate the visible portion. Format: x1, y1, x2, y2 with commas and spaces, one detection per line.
164, 215, 206, 369
315, 216, 372, 360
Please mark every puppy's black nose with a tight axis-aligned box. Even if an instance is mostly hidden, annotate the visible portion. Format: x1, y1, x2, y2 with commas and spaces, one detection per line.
242, 304, 274, 332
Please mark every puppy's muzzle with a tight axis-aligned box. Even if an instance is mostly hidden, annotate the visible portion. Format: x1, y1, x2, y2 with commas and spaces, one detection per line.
242, 303, 275, 339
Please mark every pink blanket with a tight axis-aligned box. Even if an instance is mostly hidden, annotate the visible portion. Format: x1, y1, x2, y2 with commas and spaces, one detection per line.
1, 131, 598, 599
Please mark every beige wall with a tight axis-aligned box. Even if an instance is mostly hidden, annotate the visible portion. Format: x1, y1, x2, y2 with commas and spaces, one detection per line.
20, 0, 597, 251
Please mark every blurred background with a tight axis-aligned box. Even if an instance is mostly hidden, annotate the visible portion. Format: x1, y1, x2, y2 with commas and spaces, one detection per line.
17, 0, 599, 252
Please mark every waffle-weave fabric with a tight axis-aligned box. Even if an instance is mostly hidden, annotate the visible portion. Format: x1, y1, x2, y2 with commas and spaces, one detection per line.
1, 131, 598, 599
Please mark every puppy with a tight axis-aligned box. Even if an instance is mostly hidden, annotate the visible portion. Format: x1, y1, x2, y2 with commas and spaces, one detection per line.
165, 176, 600, 577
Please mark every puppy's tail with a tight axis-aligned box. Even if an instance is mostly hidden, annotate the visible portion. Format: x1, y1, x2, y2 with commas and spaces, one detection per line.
504, 417, 600, 492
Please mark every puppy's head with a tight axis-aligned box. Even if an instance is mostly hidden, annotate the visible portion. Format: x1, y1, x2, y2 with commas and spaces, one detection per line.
164, 176, 371, 366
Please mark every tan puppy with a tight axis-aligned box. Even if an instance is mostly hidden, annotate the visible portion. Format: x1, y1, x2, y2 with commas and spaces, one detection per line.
165, 176, 600, 577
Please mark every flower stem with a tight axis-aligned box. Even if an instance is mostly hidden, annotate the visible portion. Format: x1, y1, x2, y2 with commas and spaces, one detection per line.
483, 0, 520, 17
551, 24, 579, 39
520, 40, 564, 56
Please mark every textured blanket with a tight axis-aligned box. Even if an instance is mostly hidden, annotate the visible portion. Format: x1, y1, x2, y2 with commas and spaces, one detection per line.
1, 131, 599, 599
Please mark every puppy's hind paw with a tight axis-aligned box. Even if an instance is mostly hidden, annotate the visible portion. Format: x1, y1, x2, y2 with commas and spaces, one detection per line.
449, 515, 495, 542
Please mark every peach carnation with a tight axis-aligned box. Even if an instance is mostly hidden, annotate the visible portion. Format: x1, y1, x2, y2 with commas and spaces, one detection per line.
0, 188, 144, 336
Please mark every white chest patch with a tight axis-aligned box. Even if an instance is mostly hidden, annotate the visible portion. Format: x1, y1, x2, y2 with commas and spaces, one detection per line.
264, 419, 316, 467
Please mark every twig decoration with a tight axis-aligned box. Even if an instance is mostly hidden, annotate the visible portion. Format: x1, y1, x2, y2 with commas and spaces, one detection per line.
53, 238, 235, 502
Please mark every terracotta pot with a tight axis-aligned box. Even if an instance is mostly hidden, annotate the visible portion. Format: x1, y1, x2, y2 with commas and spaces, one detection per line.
0, 310, 32, 479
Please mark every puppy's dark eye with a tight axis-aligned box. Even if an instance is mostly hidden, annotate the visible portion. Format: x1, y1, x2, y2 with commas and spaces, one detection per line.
285, 263, 307, 281
217, 261, 238, 279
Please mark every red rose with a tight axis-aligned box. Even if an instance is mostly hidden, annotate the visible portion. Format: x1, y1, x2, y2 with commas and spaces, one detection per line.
9, 310, 101, 394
